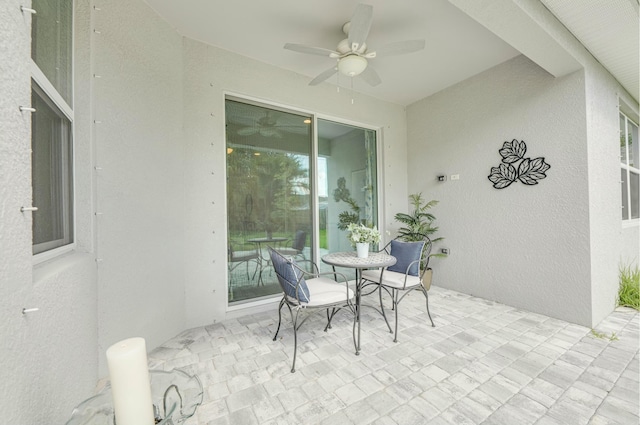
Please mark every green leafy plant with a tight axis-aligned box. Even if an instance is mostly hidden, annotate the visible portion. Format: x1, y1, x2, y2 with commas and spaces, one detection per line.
395, 193, 443, 243
394, 193, 445, 267
346, 223, 381, 247
618, 264, 640, 310
334, 177, 361, 231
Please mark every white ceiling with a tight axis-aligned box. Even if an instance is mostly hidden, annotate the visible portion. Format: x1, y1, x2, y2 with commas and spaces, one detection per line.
540, 0, 639, 104
142, 0, 639, 106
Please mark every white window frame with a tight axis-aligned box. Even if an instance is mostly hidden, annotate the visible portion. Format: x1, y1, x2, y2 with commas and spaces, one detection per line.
620, 111, 639, 225
30, 2, 76, 263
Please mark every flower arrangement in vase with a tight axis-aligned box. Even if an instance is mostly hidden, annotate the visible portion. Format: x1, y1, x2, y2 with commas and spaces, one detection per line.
346, 223, 381, 258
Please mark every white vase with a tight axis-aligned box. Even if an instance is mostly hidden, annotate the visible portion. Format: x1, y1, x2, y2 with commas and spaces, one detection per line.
356, 242, 369, 258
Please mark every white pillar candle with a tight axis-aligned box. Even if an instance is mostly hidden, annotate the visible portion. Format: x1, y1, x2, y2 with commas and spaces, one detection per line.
106, 337, 155, 425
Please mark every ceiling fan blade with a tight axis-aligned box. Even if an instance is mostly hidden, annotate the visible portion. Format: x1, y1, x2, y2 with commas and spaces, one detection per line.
237, 127, 259, 136
309, 66, 338, 86
359, 66, 381, 87
260, 128, 282, 138
348, 4, 373, 52
284, 43, 339, 57
371, 39, 426, 58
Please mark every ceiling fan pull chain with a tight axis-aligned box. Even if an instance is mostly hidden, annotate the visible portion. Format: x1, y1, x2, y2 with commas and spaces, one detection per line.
351, 77, 355, 104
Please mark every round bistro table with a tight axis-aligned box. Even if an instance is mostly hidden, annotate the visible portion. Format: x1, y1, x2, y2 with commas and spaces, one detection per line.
321, 251, 396, 354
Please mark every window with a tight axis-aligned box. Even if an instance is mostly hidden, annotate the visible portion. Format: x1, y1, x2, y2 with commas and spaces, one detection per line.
30, 0, 74, 255
620, 113, 639, 221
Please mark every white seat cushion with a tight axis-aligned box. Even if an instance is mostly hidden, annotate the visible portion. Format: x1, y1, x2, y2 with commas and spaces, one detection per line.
288, 277, 354, 307
231, 250, 258, 261
361, 268, 383, 283
361, 269, 422, 290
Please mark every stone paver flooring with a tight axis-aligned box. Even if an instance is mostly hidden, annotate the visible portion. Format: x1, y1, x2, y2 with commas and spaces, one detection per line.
149, 286, 639, 425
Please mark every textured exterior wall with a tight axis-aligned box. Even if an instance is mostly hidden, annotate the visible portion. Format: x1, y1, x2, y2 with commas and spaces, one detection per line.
0, 1, 99, 424
514, 0, 639, 325
585, 69, 628, 325
0, 2, 37, 422
91, 0, 186, 371
407, 55, 593, 325
181, 39, 408, 327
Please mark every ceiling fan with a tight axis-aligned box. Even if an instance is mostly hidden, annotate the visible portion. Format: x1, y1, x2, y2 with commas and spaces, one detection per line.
284, 3, 425, 87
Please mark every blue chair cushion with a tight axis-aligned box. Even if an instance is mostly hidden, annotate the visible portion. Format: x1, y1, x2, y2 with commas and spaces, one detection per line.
270, 250, 311, 303
387, 240, 425, 276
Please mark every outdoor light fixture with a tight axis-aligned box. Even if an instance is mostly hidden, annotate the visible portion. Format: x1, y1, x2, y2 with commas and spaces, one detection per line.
338, 55, 368, 77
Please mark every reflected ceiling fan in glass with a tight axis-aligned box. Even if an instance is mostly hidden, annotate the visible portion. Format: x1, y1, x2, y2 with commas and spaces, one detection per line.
237, 111, 288, 138
226, 101, 310, 139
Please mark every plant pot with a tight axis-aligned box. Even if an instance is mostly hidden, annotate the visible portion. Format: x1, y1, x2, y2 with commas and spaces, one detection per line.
356, 243, 369, 258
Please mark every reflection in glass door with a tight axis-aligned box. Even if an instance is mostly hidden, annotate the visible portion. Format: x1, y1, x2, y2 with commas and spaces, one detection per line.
225, 98, 378, 304
226, 99, 313, 303
318, 119, 378, 280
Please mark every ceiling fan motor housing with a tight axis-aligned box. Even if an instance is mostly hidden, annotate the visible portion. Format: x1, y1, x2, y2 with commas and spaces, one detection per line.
337, 38, 367, 55
338, 55, 368, 76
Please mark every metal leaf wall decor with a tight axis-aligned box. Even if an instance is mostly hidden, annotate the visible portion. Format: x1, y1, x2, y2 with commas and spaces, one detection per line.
488, 139, 550, 189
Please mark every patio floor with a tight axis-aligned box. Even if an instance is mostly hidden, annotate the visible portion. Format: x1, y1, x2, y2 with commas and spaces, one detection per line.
149, 286, 639, 425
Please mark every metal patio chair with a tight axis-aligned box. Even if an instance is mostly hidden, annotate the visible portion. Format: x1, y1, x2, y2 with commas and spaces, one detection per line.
276, 230, 307, 260
269, 247, 356, 373
227, 243, 260, 300
361, 234, 435, 342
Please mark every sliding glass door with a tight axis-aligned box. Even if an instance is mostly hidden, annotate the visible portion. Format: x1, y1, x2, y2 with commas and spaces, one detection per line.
317, 119, 378, 280
226, 97, 378, 304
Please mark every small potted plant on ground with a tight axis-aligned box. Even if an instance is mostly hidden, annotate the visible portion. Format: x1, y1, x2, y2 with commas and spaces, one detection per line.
346, 223, 381, 258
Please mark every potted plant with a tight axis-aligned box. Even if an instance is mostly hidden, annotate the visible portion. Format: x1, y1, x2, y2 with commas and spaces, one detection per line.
346, 223, 381, 258
394, 193, 445, 265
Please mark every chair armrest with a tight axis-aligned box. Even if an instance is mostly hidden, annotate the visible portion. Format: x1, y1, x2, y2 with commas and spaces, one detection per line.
291, 259, 319, 275
313, 270, 350, 284
402, 259, 421, 275
398, 259, 422, 289
372, 241, 392, 254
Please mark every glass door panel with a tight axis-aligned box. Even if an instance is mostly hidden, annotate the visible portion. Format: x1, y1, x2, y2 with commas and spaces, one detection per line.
226, 99, 312, 303
318, 119, 378, 280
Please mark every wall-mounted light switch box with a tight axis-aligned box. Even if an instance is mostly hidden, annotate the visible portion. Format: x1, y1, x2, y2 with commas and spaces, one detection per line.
451, 174, 460, 180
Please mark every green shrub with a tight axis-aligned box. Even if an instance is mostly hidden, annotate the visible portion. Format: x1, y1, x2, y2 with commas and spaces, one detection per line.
618, 264, 640, 311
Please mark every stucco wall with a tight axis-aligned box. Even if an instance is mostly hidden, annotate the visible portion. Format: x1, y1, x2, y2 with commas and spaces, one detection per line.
407, 55, 593, 325
585, 68, 629, 325
181, 39, 408, 327
90, 1, 186, 371
513, 0, 639, 325
0, 1, 99, 424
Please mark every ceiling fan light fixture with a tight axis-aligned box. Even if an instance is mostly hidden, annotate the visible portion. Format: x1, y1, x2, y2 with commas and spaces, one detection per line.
338, 55, 367, 77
